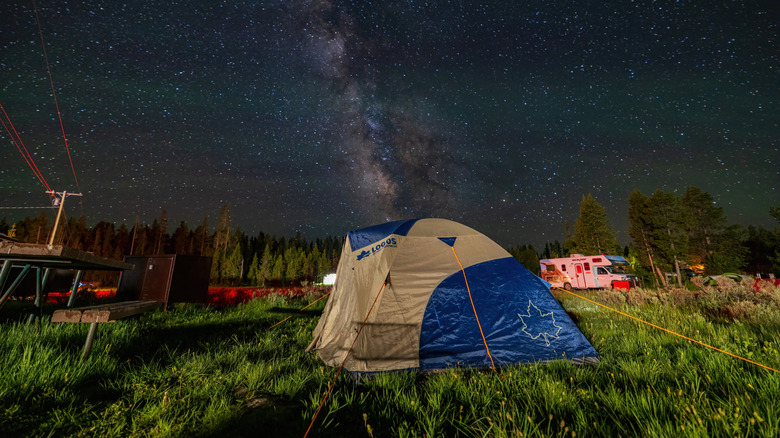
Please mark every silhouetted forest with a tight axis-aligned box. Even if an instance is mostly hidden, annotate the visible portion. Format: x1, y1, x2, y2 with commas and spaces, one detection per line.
0, 206, 342, 287
2, 193, 778, 288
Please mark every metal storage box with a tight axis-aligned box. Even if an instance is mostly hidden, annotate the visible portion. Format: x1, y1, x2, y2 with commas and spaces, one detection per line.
117, 255, 212, 308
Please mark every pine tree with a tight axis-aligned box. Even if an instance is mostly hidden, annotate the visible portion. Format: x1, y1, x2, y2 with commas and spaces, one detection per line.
98, 222, 115, 257
171, 220, 191, 254
317, 248, 332, 281
562, 222, 575, 256
628, 189, 661, 287
271, 254, 285, 284
770, 205, 780, 274
247, 253, 261, 286
193, 217, 211, 256
681, 186, 754, 274
551, 240, 562, 258
114, 224, 132, 259
542, 243, 551, 259
706, 224, 748, 274
509, 245, 540, 275
214, 204, 232, 255
149, 219, 160, 255
92, 226, 102, 255
570, 194, 618, 255
309, 244, 324, 282
285, 247, 302, 284
744, 225, 777, 275
30, 211, 50, 244
211, 249, 223, 283
155, 209, 169, 255
649, 190, 691, 287
65, 216, 87, 249
222, 241, 243, 284
682, 186, 726, 266
258, 244, 273, 287
301, 249, 315, 283
129, 216, 139, 255
135, 224, 149, 255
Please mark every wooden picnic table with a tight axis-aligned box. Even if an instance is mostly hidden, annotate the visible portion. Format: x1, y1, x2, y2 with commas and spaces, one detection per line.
52, 300, 162, 359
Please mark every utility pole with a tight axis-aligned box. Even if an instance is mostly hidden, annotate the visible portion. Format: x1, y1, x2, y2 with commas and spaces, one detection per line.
46, 190, 82, 246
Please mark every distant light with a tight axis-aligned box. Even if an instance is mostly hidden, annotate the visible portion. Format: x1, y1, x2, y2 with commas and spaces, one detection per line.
323, 273, 337, 285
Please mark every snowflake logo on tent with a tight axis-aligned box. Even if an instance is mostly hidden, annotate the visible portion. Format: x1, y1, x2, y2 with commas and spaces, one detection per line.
517, 300, 562, 346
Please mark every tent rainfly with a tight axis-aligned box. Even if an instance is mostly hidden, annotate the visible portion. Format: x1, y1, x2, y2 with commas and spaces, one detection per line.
307, 218, 599, 373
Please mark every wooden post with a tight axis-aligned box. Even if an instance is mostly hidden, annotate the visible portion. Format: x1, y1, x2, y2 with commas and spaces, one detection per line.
48, 190, 66, 246
45, 190, 82, 247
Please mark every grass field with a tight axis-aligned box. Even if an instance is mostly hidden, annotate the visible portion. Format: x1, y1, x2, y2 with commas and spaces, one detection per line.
1, 282, 779, 437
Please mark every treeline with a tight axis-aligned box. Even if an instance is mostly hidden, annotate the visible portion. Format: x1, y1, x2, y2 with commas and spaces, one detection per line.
514, 187, 779, 288
626, 189, 779, 286
0, 205, 343, 287
3, 188, 778, 290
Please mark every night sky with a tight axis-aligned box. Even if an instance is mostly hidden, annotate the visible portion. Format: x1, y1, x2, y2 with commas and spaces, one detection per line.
2, 1, 778, 248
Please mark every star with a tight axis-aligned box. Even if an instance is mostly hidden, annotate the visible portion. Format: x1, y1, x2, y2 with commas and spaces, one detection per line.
0, 1, 776, 248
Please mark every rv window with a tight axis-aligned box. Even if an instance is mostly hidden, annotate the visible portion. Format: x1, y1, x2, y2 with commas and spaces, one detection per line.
546, 265, 555, 271
584, 263, 590, 271
592, 257, 602, 263
561, 265, 566, 271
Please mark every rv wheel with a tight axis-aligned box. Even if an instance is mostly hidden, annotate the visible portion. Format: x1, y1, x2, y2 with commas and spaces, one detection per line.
563, 282, 572, 291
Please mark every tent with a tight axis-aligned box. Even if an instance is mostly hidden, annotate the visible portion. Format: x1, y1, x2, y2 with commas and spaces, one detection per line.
308, 218, 599, 373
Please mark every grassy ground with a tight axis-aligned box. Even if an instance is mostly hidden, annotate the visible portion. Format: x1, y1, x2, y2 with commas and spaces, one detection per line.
1, 283, 779, 437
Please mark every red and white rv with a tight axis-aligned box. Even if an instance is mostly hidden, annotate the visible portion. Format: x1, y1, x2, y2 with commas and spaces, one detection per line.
539, 254, 638, 290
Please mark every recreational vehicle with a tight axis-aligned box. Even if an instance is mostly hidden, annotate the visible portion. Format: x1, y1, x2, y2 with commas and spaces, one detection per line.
539, 254, 638, 290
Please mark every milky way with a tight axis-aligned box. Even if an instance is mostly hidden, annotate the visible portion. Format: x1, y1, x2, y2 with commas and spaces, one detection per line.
295, 0, 464, 223
1, 1, 778, 247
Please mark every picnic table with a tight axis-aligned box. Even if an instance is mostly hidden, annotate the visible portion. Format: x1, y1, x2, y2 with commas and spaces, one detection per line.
51, 300, 162, 359
0, 240, 133, 311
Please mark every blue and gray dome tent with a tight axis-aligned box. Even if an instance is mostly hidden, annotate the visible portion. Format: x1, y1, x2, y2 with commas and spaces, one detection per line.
308, 218, 599, 372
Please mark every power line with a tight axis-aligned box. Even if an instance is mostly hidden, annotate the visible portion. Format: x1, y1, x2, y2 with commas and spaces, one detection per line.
0, 206, 58, 210
33, 0, 80, 192
0, 102, 55, 198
